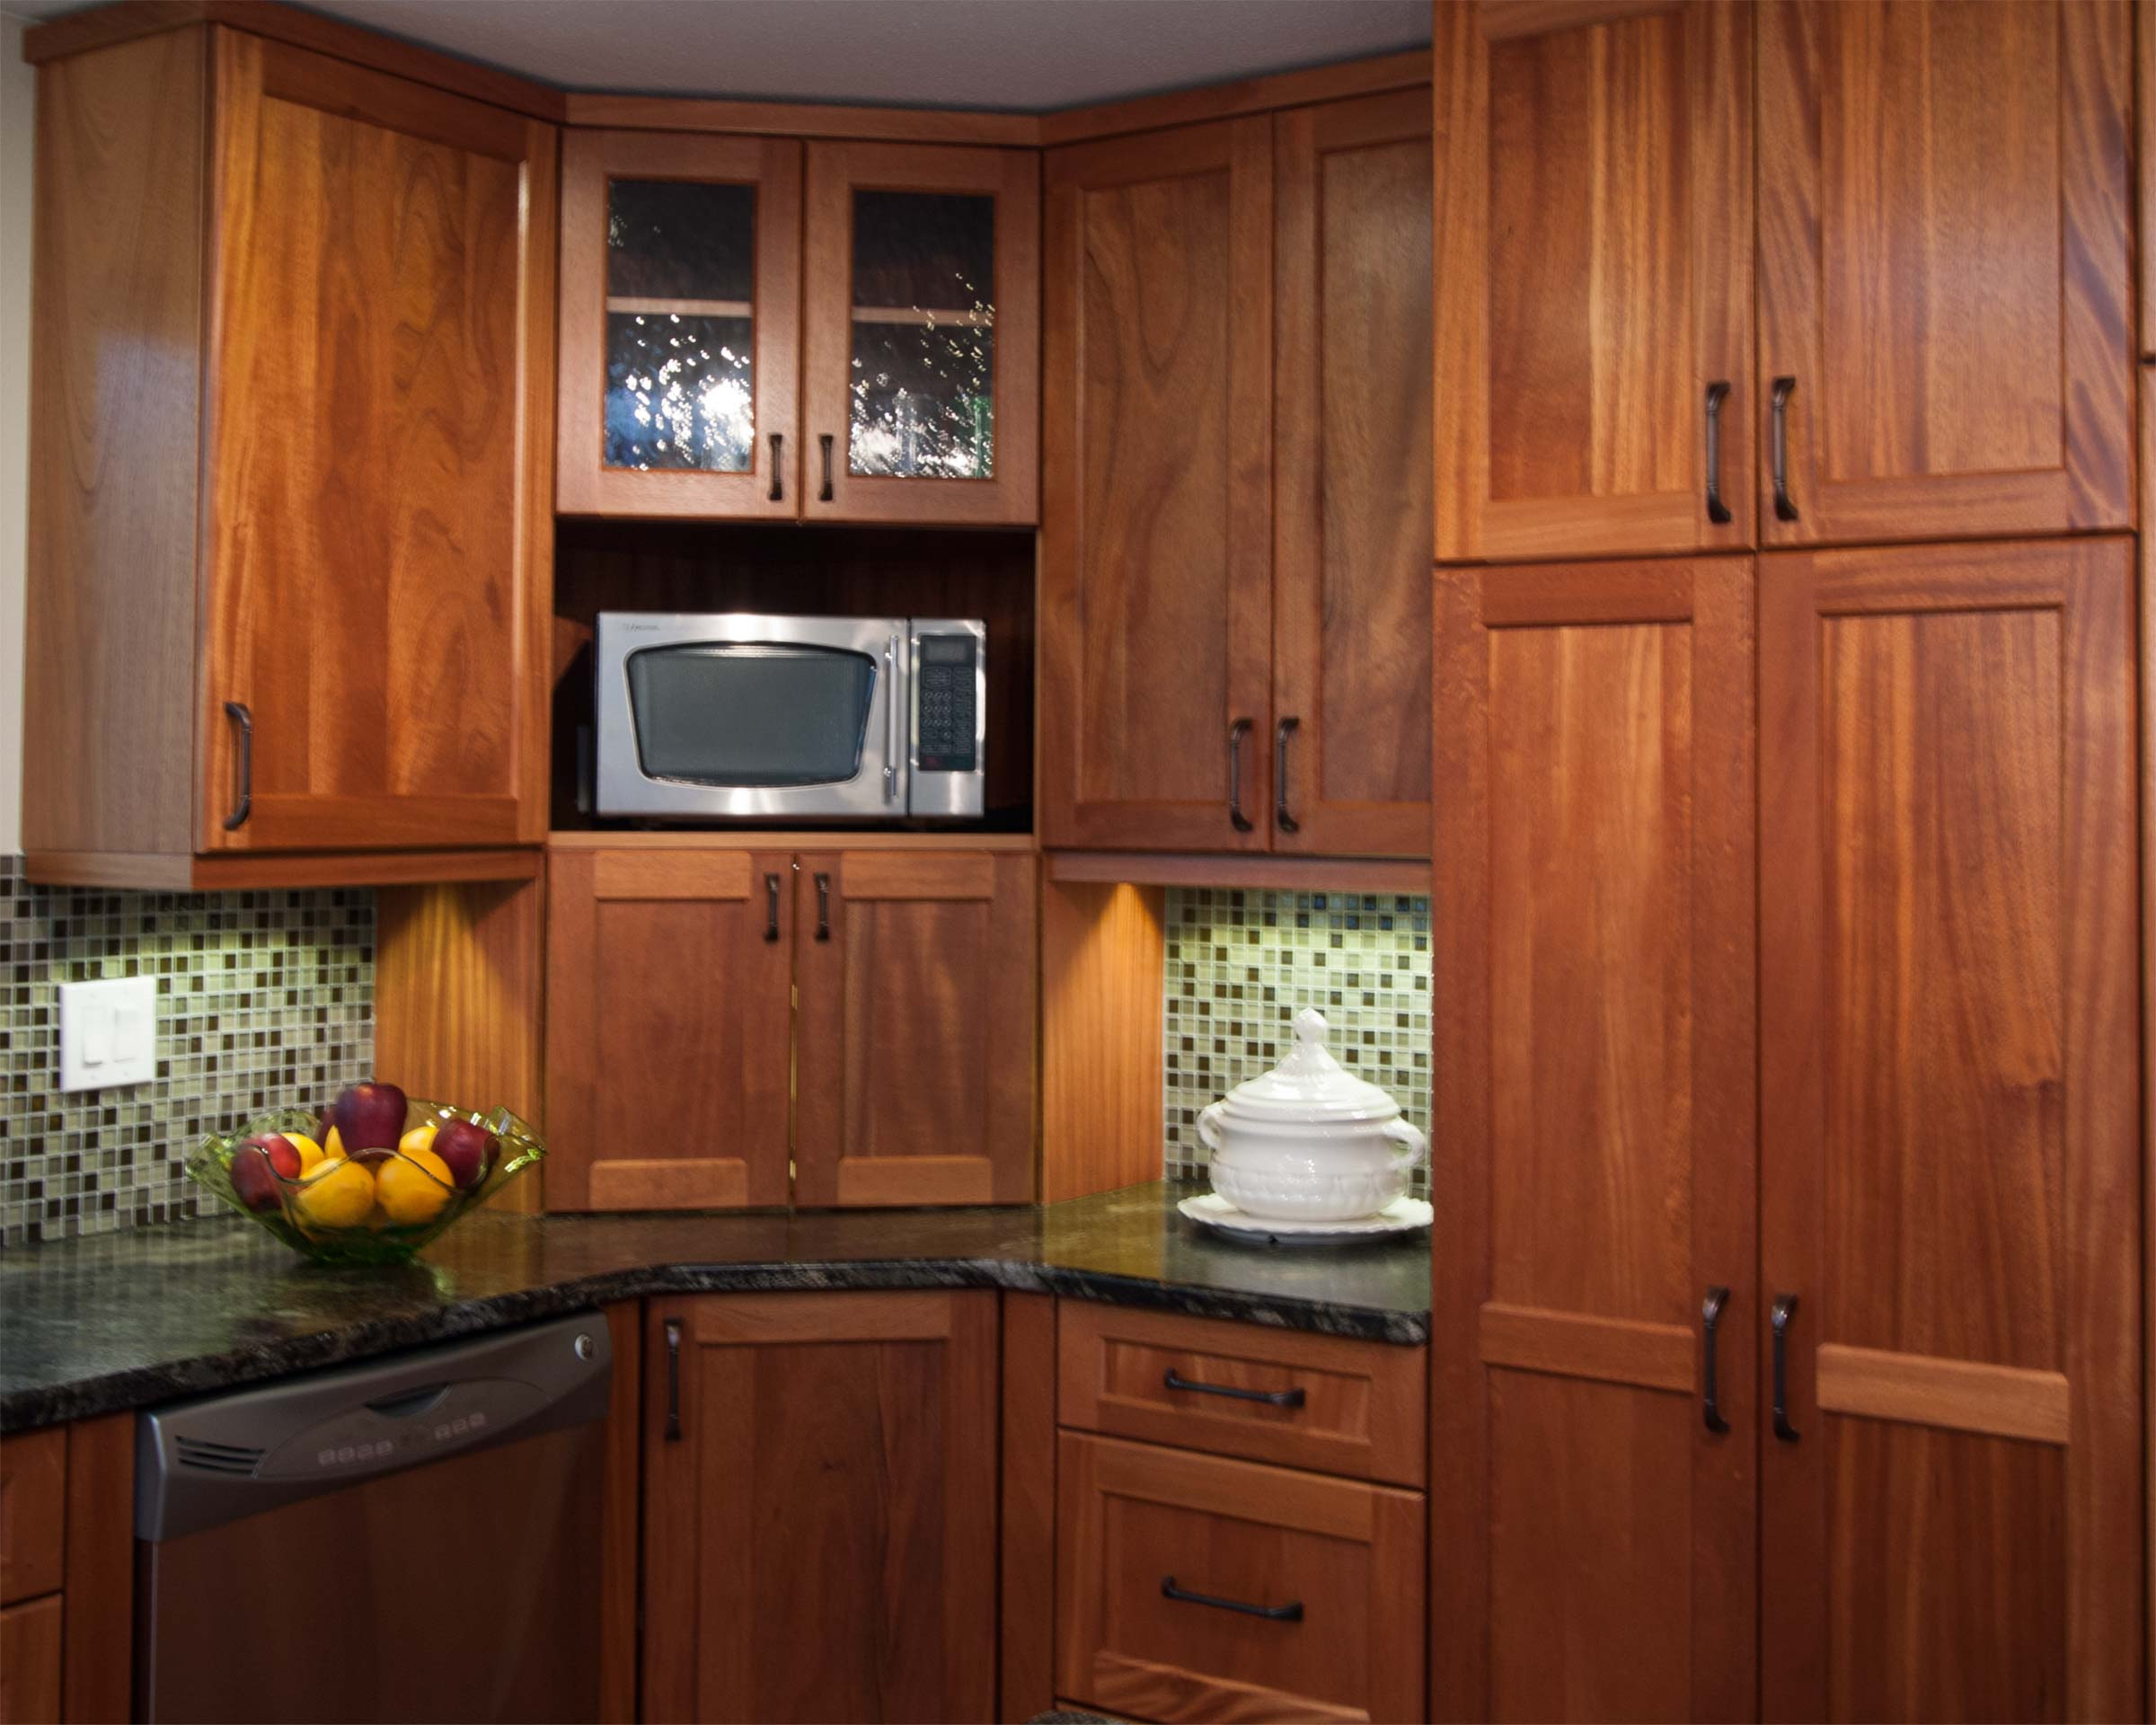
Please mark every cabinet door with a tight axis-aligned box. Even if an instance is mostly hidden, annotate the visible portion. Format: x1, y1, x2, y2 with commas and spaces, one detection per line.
794, 851, 1035, 1208
643, 1292, 998, 1724
1430, 557, 1756, 1720
1040, 119, 1275, 852
202, 32, 554, 851
1432, 1, 1754, 562
1756, 0, 2133, 544
1758, 538, 2141, 1721
544, 847, 792, 1210
802, 142, 1038, 526
556, 129, 800, 518
1272, 90, 1431, 858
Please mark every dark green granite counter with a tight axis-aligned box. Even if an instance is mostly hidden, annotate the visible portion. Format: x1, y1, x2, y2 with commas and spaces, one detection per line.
0, 1181, 1429, 1431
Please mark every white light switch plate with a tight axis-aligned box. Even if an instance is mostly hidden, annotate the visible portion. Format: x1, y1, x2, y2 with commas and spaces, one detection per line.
59, 976, 157, 1093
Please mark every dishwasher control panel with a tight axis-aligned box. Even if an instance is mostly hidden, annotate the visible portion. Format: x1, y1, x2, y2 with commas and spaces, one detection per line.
263, 1376, 547, 1480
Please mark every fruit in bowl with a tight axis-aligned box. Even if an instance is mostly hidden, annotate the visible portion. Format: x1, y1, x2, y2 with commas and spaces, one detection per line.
188, 1083, 543, 1266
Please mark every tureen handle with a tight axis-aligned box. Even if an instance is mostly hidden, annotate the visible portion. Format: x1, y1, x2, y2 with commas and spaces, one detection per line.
1197, 1101, 1227, 1153
1382, 1115, 1427, 1172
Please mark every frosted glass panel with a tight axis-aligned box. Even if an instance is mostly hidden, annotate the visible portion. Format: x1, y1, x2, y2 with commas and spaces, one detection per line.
849, 190, 995, 480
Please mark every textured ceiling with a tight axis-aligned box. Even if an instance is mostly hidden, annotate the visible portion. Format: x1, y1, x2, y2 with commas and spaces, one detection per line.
4, 0, 1431, 110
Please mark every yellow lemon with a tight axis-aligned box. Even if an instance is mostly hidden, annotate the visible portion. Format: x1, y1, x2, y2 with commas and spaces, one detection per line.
281, 1132, 325, 1174
376, 1146, 454, 1226
321, 1125, 347, 1160
397, 1122, 438, 1158
293, 1157, 375, 1231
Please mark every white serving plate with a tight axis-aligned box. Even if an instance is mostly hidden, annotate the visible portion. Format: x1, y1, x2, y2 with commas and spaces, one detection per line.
1177, 1191, 1433, 1247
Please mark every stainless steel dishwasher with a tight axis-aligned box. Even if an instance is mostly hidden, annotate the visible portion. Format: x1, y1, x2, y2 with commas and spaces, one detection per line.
135, 1313, 612, 1724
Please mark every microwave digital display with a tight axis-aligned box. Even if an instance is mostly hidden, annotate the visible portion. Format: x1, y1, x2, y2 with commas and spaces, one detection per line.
626, 643, 875, 788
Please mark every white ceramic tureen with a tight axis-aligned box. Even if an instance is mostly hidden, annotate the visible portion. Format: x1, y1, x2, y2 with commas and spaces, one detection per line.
1198, 1008, 1428, 1223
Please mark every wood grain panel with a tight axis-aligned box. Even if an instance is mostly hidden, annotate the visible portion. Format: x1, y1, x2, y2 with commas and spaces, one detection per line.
1433, 0, 1754, 561
202, 31, 553, 853
1756, 0, 2134, 544
795, 851, 1036, 1208
22, 26, 204, 862
1430, 556, 1755, 1721
1001, 1293, 1057, 1724
1039, 880, 1164, 1203
598, 1304, 640, 1725
1815, 1345, 2071, 1446
802, 142, 1039, 525
643, 1293, 997, 1724
1039, 119, 1275, 850
24, 848, 543, 891
1056, 1432, 1424, 1724
61, 1413, 132, 1725
1758, 537, 2141, 1721
556, 130, 801, 518
1043, 851, 1432, 894
591, 848, 751, 900
0, 1432, 64, 1608
1272, 89, 1432, 858
0, 1596, 63, 1725
566, 90, 1038, 145
1036, 49, 1431, 146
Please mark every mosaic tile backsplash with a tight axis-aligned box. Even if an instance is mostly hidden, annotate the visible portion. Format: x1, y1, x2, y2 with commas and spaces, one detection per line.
1163, 888, 1432, 1199
0, 859, 375, 1247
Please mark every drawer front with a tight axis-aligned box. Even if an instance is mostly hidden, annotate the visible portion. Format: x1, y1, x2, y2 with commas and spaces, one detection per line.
1056, 1432, 1425, 1724
0, 1429, 65, 1606
1057, 1303, 1426, 1486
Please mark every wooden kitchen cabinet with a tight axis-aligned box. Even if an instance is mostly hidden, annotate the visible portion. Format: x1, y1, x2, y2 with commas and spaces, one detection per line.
1755, 0, 2134, 545
1430, 0, 1754, 562
1429, 556, 1757, 1720
0, 1417, 134, 1725
642, 1292, 998, 1724
1757, 537, 2142, 1720
23, 26, 556, 883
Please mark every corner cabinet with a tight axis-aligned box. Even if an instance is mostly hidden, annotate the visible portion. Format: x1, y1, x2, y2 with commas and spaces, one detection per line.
24, 26, 556, 886
558, 132, 1038, 526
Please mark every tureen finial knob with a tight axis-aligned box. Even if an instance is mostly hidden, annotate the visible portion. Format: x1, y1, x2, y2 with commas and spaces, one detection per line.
1292, 1007, 1328, 1045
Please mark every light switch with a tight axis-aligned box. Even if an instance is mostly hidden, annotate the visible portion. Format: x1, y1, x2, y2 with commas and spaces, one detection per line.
59, 976, 157, 1093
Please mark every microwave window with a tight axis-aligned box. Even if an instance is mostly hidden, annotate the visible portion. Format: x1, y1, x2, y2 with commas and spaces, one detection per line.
626, 643, 876, 787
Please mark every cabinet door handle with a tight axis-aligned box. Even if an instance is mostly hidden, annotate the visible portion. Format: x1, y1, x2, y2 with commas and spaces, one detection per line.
663, 1317, 683, 1441
767, 432, 783, 502
1163, 1367, 1305, 1409
1702, 380, 1731, 525
221, 702, 253, 830
763, 873, 782, 943
1162, 1577, 1303, 1623
1770, 376, 1798, 521
1771, 1293, 1800, 1442
1701, 1285, 1730, 1434
818, 432, 835, 501
1274, 716, 1301, 834
814, 871, 831, 942
1227, 718, 1255, 832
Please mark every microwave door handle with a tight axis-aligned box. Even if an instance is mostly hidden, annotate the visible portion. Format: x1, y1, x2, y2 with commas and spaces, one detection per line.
883, 633, 902, 804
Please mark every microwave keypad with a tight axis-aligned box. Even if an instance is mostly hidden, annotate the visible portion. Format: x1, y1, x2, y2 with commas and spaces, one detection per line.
916, 636, 977, 774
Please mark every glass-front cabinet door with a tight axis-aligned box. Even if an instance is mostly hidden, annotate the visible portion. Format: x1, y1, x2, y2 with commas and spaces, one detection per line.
801, 143, 1039, 525
558, 131, 801, 516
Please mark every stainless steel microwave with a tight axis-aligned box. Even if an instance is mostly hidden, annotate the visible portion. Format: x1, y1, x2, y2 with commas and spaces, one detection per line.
594, 613, 986, 821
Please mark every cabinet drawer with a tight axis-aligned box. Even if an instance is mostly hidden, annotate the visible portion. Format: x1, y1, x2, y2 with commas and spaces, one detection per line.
0, 1429, 65, 1606
1056, 1433, 1424, 1723
1057, 1303, 1425, 1486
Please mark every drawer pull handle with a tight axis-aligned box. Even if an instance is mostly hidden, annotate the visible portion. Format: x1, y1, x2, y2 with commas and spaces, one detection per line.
1162, 1576, 1304, 1623
1162, 1368, 1305, 1409
663, 1317, 683, 1441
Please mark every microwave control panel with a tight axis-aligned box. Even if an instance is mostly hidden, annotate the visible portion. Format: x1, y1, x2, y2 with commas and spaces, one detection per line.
915, 633, 978, 774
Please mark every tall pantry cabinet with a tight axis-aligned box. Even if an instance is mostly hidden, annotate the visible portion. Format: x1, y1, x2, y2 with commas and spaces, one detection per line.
1430, 0, 2143, 1718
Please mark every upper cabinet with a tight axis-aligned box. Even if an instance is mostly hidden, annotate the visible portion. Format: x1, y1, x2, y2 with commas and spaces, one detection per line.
560, 132, 1038, 526
1756, 0, 2134, 545
24, 26, 557, 882
1432, 0, 1754, 562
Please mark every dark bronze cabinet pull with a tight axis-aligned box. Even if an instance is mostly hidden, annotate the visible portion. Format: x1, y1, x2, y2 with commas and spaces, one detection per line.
1274, 716, 1301, 833
1163, 1367, 1305, 1409
221, 701, 252, 830
1227, 718, 1255, 832
767, 432, 783, 501
1770, 376, 1798, 521
818, 433, 835, 501
1701, 1285, 1730, 1434
663, 1317, 683, 1440
763, 872, 782, 942
1771, 1293, 1800, 1442
1162, 1577, 1303, 1623
1702, 381, 1731, 525
814, 871, 831, 942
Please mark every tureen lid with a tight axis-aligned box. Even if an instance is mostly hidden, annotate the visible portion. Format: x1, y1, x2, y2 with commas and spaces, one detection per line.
1209, 1009, 1402, 1123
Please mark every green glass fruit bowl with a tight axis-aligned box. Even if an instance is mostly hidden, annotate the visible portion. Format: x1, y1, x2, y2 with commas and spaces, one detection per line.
188, 1098, 544, 1267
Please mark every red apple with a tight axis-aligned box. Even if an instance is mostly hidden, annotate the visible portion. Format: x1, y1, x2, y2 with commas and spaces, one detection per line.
431, 1119, 494, 1190
334, 1082, 408, 1161
231, 1132, 300, 1211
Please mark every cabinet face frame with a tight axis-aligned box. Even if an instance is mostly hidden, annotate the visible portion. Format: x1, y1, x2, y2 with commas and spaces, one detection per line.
801, 141, 1040, 526
556, 128, 803, 518
1431, 0, 1755, 562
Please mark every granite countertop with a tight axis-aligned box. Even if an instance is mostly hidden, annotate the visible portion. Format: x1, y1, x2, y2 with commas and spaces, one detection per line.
0, 1181, 1429, 1431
